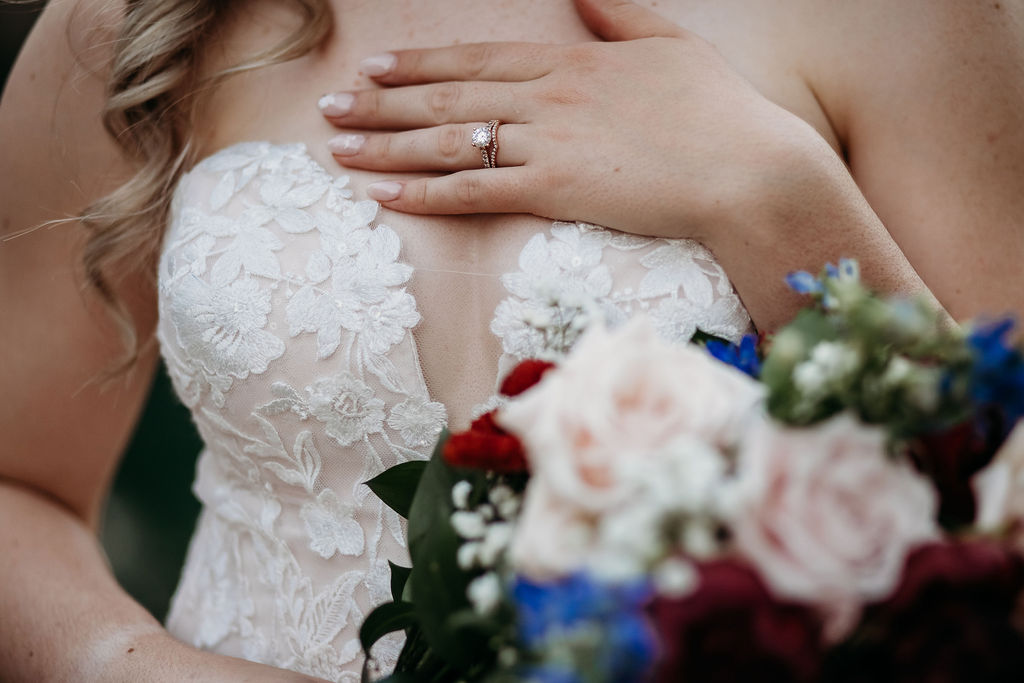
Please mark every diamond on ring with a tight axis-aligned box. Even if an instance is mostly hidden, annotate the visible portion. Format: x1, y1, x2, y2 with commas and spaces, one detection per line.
471, 126, 493, 149
472, 120, 501, 168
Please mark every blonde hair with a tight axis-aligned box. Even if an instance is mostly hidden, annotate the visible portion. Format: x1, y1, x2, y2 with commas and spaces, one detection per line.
83, 0, 331, 369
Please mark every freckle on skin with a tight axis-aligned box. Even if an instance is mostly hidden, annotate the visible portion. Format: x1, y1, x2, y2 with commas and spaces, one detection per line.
127, 648, 135, 654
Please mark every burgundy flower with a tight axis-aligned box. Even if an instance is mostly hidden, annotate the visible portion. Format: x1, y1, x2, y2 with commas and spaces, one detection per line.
825, 540, 1024, 683
442, 411, 528, 473
499, 359, 556, 397
648, 559, 823, 683
907, 406, 1008, 528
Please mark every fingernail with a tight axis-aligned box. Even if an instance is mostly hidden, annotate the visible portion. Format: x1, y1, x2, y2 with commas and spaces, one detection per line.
317, 92, 354, 117
328, 133, 365, 156
367, 181, 403, 201
360, 53, 397, 77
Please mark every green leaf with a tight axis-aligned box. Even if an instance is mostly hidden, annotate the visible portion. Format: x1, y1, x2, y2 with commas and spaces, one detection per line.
406, 432, 493, 671
690, 329, 732, 347
359, 601, 416, 654
373, 675, 420, 683
365, 460, 428, 519
389, 561, 411, 603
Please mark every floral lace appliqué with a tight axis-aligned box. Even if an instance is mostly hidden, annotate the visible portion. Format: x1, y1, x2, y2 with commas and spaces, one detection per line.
157, 142, 750, 683
491, 221, 750, 363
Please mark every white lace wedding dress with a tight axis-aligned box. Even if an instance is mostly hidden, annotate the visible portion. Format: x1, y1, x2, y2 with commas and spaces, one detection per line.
157, 141, 751, 681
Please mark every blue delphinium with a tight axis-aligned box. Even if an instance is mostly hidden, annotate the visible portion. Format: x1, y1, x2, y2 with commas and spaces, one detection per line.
786, 258, 859, 294
784, 270, 823, 295
512, 573, 657, 683
966, 317, 1024, 433
706, 334, 762, 378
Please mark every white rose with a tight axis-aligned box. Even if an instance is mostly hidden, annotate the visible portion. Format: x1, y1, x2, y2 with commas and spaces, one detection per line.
498, 317, 763, 513
508, 478, 596, 579
500, 317, 759, 579
730, 413, 938, 641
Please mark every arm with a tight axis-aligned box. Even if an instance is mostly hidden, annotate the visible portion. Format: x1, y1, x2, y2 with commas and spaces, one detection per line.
0, 3, 325, 681
802, 0, 1024, 323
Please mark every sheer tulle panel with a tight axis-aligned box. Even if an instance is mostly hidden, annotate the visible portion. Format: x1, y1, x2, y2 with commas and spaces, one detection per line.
387, 211, 544, 429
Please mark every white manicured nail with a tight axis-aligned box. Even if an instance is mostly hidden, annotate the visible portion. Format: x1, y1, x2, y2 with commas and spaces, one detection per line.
360, 53, 397, 77
317, 92, 354, 116
328, 134, 365, 156
367, 181, 403, 201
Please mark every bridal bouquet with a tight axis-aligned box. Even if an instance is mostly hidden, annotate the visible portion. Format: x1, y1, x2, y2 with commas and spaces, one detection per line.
360, 261, 1024, 682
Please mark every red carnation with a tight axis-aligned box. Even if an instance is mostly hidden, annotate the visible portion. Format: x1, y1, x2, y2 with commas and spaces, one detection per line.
824, 540, 1024, 682
648, 559, 823, 683
442, 411, 528, 473
499, 359, 556, 397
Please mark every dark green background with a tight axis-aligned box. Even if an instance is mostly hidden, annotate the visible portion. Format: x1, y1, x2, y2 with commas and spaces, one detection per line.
2, 1, 201, 621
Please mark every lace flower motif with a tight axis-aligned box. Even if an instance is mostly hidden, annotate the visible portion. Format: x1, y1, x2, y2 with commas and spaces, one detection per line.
493, 223, 620, 359
387, 397, 448, 447
164, 276, 285, 405
288, 224, 419, 359
300, 489, 366, 559
307, 374, 387, 447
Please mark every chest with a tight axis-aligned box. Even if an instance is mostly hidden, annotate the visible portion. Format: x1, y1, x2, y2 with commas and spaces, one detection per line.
200, 0, 839, 161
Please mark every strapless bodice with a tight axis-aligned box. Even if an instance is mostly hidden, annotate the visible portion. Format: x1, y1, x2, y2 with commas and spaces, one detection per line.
157, 141, 750, 681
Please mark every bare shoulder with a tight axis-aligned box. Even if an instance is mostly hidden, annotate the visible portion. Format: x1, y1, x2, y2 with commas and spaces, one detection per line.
796, 0, 1024, 143
0, 0, 157, 525
0, 0, 130, 223
794, 0, 1024, 320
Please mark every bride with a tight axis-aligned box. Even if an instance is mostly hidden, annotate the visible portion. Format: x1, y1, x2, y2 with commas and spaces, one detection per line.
1, 0, 1021, 680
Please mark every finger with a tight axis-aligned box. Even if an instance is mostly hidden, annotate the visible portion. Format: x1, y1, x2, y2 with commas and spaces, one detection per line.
319, 82, 524, 129
328, 123, 530, 172
360, 42, 556, 85
365, 168, 543, 215
573, 0, 686, 41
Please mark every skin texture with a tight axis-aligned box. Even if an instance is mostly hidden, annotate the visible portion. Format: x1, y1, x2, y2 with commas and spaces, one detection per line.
318, 0, 1024, 328
0, 0, 1021, 680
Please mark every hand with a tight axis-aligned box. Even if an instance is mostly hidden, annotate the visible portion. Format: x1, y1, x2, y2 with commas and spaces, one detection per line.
318, 0, 814, 243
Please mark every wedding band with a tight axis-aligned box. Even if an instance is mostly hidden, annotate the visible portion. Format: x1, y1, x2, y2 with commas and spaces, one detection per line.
471, 120, 500, 168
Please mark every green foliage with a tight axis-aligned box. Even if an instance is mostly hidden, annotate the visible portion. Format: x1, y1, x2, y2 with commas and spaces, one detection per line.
359, 601, 417, 654
389, 561, 411, 602
361, 433, 500, 682
365, 460, 428, 519
405, 436, 495, 674
763, 265, 974, 439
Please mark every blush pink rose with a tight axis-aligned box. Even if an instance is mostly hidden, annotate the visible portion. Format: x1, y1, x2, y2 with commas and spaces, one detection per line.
499, 317, 763, 579
507, 477, 599, 579
498, 317, 764, 514
730, 414, 939, 641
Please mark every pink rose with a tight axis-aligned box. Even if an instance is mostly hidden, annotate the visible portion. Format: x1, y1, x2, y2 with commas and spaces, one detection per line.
730, 414, 938, 640
507, 477, 599, 579
498, 317, 764, 579
498, 317, 763, 513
